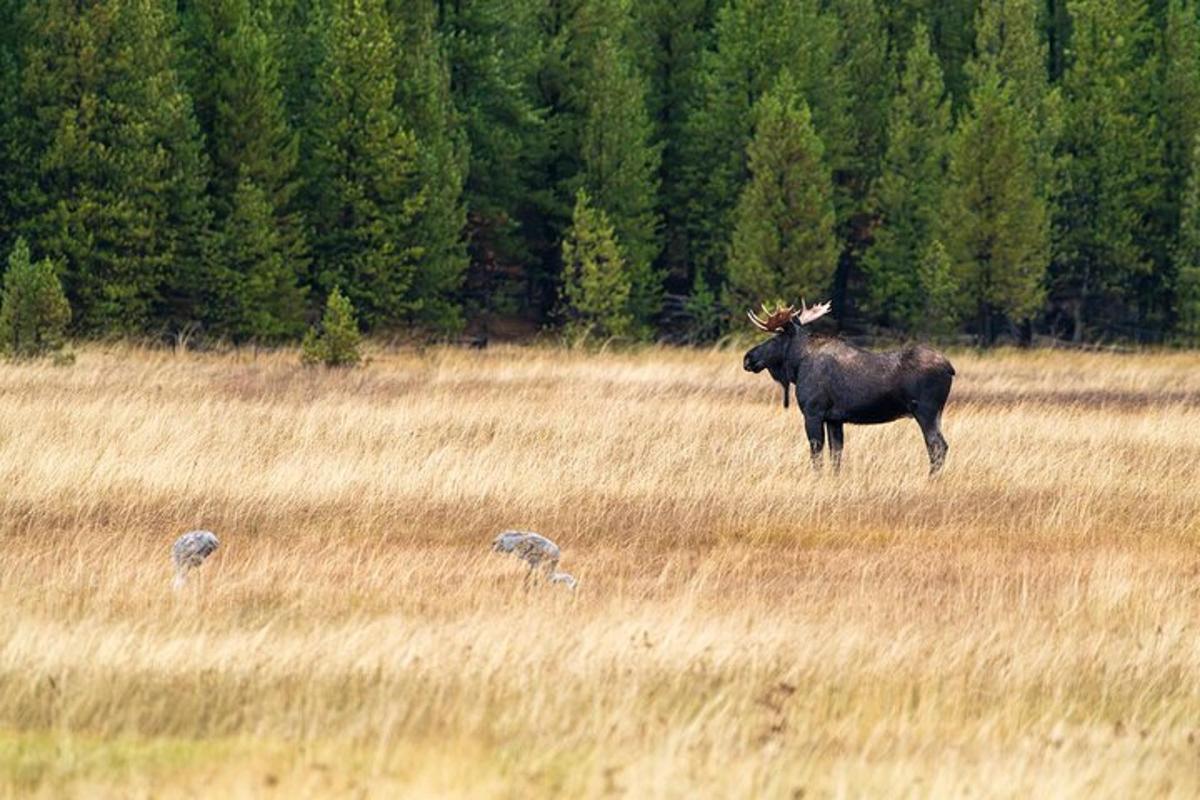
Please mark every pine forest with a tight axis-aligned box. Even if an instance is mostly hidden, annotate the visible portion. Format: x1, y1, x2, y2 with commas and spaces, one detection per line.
2, 0, 1199, 346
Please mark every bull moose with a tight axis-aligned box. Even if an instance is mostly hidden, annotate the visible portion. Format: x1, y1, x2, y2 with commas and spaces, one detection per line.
742, 301, 955, 475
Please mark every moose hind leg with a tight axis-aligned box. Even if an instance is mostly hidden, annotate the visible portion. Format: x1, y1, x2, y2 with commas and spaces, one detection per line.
804, 414, 825, 472
826, 422, 844, 474
915, 412, 948, 476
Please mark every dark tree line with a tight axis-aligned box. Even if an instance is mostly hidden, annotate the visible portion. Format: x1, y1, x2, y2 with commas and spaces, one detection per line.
1, 0, 1199, 345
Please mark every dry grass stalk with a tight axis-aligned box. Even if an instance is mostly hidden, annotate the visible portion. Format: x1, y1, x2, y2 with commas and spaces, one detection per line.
1, 345, 1199, 798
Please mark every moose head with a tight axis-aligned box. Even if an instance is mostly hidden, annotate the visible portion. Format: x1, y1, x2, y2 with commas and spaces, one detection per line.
742, 300, 832, 407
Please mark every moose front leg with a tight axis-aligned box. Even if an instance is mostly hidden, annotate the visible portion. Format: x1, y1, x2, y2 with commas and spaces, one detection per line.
803, 414, 825, 471
826, 422, 844, 474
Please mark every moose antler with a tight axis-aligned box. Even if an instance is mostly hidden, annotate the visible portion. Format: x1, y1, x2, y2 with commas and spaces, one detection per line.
793, 298, 832, 326
747, 303, 796, 333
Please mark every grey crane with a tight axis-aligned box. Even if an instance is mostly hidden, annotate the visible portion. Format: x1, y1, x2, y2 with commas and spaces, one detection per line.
549, 571, 578, 589
171, 530, 219, 589
491, 530, 577, 590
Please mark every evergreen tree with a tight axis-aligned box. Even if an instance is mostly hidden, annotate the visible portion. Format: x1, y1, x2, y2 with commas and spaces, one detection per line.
1161, 0, 1200, 330
265, 0, 328, 128
928, 0, 977, 107
526, 0, 643, 317
830, 0, 890, 202
968, 0, 1062, 195
306, 0, 424, 330
916, 238, 959, 335
629, 0, 719, 284
221, 179, 308, 342
0, 237, 71, 359
254, 0, 326, 136
942, 74, 1049, 344
0, 0, 24, 249
0, 0, 1192, 343
1053, 0, 1162, 341
681, 0, 848, 286
1044, 0, 1072, 80
434, 0, 543, 295
880, 0, 977, 108
390, 0, 469, 330
1162, 1, 1200, 214
682, 272, 724, 342
560, 189, 633, 341
183, 0, 308, 339
828, 0, 892, 315
970, 0, 1050, 110
12, 0, 214, 335
525, 0, 605, 299
944, 0, 1058, 343
1175, 134, 1200, 342
301, 287, 363, 366
726, 83, 838, 310
579, 34, 663, 333
862, 24, 951, 328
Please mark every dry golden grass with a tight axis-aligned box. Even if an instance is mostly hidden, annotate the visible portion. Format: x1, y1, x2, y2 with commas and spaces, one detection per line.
1, 343, 1199, 798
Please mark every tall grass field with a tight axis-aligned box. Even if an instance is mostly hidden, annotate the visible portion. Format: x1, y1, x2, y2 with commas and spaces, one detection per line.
1, 345, 1199, 798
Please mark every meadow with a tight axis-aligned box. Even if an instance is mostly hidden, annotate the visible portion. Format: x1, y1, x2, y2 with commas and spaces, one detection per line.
1, 343, 1198, 798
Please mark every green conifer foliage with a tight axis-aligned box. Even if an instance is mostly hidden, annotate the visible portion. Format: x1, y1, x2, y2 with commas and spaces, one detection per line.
829, 0, 891, 213
0, 237, 71, 358
301, 287, 363, 366
862, 24, 951, 328
525, 0, 606, 274
682, 272, 723, 343
681, 0, 848, 285
185, 0, 309, 339
13, 0, 214, 335
826, 0, 892, 316
1053, 0, 1162, 340
629, 0, 720, 281
1175, 134, 1200, 342
0, 0, 1195, 345
220, 179, 308, 342
1045, 0, 1072, 80
969, 0, 1062, 196
916, 239, 959, 336
306, 0, 424, 330
265, 0, 327, 127
580, 34, 663, 334
942, 75, 1048, 344
941, 0, 1057, 342
560, 189, 633, 341
0, 0, 25, 248
726, 83, 837, 311
1162, 1, 1200, 221
434, 0, 542, 282
1161, 0, 1200, 330
525, 0, 653, 320
390, 0, 469, 330
881, 0, 976, 108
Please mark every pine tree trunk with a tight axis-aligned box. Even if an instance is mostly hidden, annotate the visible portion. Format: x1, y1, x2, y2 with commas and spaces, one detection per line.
1072, 272, 1090, 343
832, 248, 851, 328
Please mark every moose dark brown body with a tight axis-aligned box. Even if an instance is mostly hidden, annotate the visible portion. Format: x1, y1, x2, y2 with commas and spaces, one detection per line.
743, 302, 955, 475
